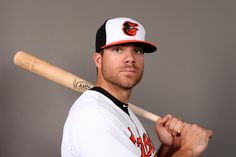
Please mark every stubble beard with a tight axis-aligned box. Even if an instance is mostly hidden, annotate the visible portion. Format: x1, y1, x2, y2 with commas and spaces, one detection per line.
101, 64, 144, 90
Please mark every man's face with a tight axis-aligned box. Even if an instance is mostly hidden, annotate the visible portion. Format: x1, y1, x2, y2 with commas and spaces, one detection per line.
97, 44, 144, 90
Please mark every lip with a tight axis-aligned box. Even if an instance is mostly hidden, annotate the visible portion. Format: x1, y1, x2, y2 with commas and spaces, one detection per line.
121, 68, 137, 72
120, 68, 137, 75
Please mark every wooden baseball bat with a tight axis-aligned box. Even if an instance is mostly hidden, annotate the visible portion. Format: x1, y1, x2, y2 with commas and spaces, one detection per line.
13, 51, 160, 122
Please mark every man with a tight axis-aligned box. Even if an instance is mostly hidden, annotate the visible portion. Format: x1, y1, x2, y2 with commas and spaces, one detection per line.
61, 17, 212, 157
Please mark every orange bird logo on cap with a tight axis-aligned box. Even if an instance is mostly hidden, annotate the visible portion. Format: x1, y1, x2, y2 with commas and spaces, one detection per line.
122, 21, 139, 36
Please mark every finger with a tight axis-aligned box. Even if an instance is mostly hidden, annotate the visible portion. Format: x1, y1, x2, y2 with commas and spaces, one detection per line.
177, 122, 185, 134
206, 129, 213, 139
174, 121, 185, 136
180, 122, 190, 135
157, 114, 170, 125
168, 117, 179, 131
163, 114, 172, 131
198, 125, 213, 139
170, 118, 184, 136
156, 115, 172, 132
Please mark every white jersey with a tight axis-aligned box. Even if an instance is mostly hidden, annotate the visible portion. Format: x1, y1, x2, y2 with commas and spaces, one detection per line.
61, 87, 157, 157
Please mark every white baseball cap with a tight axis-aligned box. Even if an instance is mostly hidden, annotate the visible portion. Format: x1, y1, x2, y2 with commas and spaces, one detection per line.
95, 17, 157, 53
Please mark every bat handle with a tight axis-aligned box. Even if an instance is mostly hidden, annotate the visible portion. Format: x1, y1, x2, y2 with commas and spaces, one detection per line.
128, 103, 160, 122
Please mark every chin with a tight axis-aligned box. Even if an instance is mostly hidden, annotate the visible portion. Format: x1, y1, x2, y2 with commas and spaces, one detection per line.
120, 80, 140, 89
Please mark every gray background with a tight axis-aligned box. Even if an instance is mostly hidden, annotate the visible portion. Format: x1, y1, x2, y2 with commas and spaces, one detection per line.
1, 0, 235, 156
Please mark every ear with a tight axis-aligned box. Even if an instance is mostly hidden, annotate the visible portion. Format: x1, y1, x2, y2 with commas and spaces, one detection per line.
93, 52, 102, 69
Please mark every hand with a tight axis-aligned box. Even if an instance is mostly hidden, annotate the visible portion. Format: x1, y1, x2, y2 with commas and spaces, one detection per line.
178, 123, 213, 157
155, 114, 185, 147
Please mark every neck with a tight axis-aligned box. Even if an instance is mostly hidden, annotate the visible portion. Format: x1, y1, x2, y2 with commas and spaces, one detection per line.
95, 80, 131, 103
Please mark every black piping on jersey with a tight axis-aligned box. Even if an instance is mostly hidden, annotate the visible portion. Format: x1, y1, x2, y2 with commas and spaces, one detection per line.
90, 87, 130, 116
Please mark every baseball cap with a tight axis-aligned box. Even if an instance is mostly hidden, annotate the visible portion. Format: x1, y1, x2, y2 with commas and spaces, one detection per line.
95, 17, 157, 53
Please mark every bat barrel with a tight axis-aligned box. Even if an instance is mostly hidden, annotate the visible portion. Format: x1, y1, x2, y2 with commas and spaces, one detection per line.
14, 51, 94, 92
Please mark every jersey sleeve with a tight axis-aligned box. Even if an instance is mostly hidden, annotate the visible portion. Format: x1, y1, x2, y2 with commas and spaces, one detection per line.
61, 105, 138, 157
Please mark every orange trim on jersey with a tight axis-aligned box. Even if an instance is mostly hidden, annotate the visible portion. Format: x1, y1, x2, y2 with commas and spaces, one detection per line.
128, 127, 156, 157
128, 127, 136, 144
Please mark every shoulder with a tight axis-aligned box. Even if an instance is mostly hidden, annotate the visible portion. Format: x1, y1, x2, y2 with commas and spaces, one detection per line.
62, 90, 127, 150
64, 89, 124, 133
68, 89, 116, 118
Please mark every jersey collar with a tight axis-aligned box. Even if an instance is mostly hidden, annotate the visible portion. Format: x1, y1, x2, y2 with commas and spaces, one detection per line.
90, 87, 130, 116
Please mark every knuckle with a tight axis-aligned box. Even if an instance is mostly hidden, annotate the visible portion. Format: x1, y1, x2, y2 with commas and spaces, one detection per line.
166, 114, 172, 118
172, 117, 178, 121
192, 124, 199, 128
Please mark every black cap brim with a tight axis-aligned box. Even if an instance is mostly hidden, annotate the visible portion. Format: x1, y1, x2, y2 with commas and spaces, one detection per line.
101, 40, 157, 53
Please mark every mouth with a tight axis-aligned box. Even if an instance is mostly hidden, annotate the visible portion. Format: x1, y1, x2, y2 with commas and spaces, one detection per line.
120, 68, 137, 76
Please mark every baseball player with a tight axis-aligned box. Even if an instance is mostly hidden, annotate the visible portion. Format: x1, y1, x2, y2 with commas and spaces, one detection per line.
61, 17, 212, 157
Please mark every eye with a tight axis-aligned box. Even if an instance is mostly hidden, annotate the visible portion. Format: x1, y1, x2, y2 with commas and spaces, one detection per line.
112, 47, 123, 53
134, 47, 144, 54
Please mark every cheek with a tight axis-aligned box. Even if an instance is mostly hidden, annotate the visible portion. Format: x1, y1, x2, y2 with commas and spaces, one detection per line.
106, 56, 121, 67
136, 57, 144, 68
102, 57, 120, 71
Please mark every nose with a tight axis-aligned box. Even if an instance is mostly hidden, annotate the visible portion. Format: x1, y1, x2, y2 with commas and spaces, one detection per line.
124, 51, 135, 64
